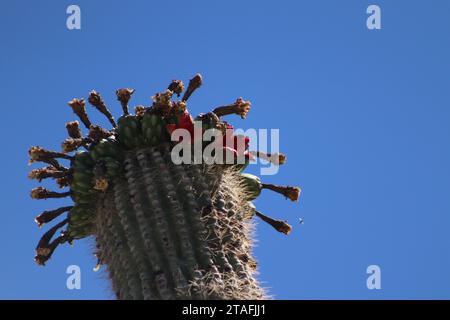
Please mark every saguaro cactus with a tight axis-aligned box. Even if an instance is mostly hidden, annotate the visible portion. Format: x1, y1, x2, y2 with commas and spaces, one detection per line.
28, 74, 301, 299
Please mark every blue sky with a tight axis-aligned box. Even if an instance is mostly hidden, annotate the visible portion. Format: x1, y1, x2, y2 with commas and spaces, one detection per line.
1, 0, 450, 299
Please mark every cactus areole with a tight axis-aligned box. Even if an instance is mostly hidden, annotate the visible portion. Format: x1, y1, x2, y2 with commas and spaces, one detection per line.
28, 74, 301, 300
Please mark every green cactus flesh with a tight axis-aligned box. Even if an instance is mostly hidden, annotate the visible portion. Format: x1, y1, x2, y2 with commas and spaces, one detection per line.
28, 74, 301, 299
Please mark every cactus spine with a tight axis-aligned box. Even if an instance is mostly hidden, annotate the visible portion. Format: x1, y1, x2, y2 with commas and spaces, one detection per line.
27, 74, 301, 299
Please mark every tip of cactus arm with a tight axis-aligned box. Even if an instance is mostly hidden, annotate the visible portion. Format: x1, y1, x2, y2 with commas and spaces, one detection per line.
27, 74, 302, 297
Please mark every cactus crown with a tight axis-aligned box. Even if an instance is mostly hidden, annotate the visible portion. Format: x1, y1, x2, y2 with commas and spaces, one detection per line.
28, 74, 301, 299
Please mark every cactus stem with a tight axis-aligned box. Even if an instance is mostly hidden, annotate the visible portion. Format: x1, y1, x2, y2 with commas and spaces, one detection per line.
96, 196, 135, 299
112, 175, 166, 299
182, 74, 202, 102
261, 183, 300, 201
125, 154, 182, 297
148, 150, 201, 282
254, 211, 292, 235
88, 90, 117, 127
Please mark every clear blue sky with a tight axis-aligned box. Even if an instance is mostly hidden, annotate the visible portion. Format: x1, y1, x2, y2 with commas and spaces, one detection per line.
1, 0, 450, 299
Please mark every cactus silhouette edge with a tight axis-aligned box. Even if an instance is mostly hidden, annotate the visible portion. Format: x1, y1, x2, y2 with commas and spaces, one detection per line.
27, 74, 301, 299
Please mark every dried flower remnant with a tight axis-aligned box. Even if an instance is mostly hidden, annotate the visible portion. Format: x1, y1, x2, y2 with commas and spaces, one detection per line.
66, 121, 82, 139
68, 99, 91, 129
116, 88, 135, 115
182, 74, 202, 102
213, 97, 251, 119
167, 79, 184, 97
88, 90, 117, 127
